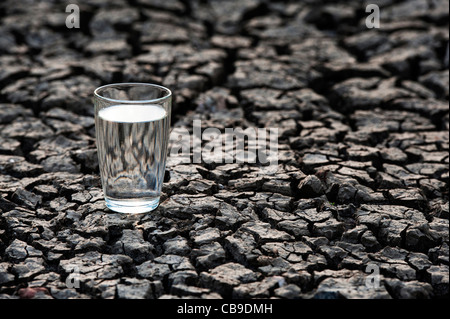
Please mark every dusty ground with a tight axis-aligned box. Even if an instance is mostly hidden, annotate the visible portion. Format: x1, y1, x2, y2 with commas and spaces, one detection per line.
0, 0, 448, 299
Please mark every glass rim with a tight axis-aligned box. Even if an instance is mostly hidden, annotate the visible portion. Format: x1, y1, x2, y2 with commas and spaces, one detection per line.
94, 82, 172, 104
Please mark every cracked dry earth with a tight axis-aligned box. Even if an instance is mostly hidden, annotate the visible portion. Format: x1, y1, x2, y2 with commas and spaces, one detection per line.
0, 0, 449, 299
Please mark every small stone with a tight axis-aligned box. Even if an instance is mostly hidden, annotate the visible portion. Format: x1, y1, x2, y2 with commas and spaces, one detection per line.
211, 35, 252, 49
312, 269, 391, 299
41, 155, 80, 173
282, 269, 312, 291
262, 207, 297, 224
0, 137, 21, 154
168, 270, 198, 287
426, 265, 449, 297
153, 255, 195, 272
5, 239, 42, 261
380, 147, 409, 164
379, 219, 409, 246
301, 154, 329, 169
384, 278, 434, 299
224, 229, 259, 265
85, 38, 131, 59
0, 263, 14, 285
74, 237, 106, 253
163, 236, 190, 255
380, 263, 416, 281
232, 276, 282, 298
136, 262, 171, 281
428, 242, 449, 265
1, 118, 53, 140
117, 278, 153, 299
318, 245, 348, 265
71, 191, 93, 204
112, 229, 154, 263
0, 104, 33, 124
258, 257, 293, 276
341, 225, 368, 243
33, 185, 59, 199
274, 283, 301, 299
261, 242, 312, 261
405, 225, 437, 252
277, 219, 310, 238
360, 231, 381, 251
305, 254, 328, 272
297, 175, 326, 198
241, 221, 294, 243
297, 208, 332, 224
192, 242, 226, 269
408, 252, 432, 272
200, 263, 258, 297
262, 179, 293, 196
191, 228, 221, 246
11, 257, 46, 280
312, 219, 345, 240
228, 177, 264, 192
302, 236, 329, 250
171, 284, 211, 297
11, 189, 42, 209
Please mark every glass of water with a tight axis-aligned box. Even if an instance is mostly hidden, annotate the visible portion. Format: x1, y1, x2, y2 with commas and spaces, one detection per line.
93, 83, 171, 214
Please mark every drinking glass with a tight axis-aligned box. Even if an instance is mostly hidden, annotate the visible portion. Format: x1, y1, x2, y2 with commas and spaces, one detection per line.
93, 83, 171, 214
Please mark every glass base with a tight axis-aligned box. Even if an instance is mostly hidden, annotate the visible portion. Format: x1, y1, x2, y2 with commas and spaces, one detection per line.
105, 197, 160, 214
